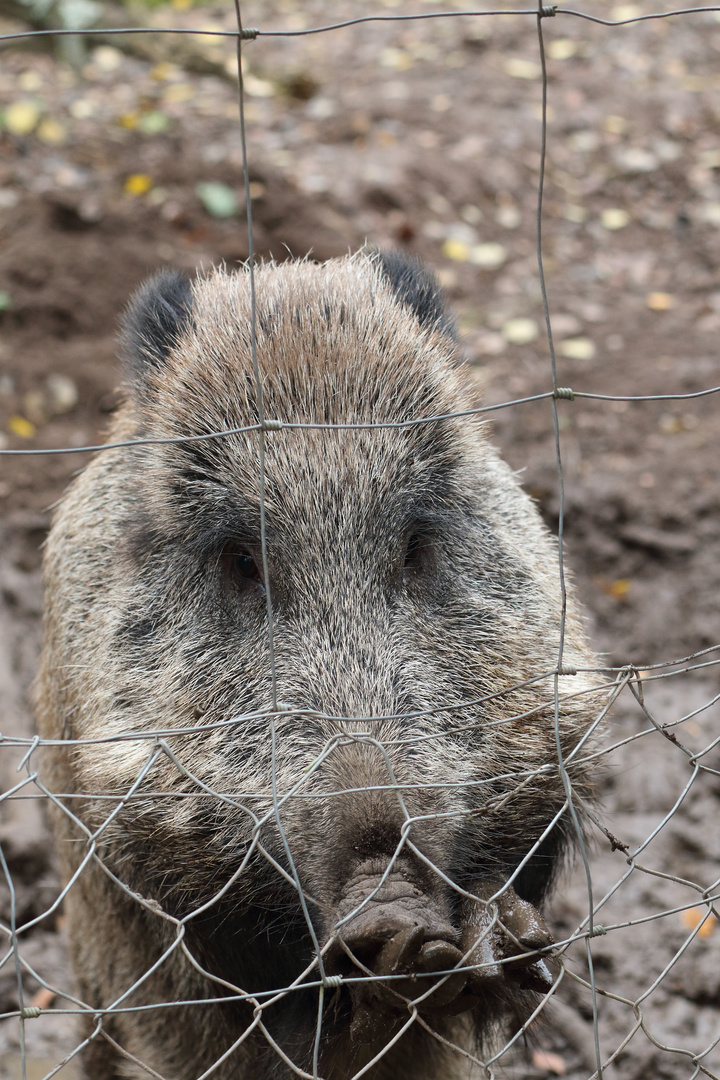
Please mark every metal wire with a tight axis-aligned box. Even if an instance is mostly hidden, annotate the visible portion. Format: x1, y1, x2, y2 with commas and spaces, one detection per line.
1, 3, 719, 1080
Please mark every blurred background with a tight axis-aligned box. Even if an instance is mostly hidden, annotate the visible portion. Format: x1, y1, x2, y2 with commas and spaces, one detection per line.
0, 1, 719, 1077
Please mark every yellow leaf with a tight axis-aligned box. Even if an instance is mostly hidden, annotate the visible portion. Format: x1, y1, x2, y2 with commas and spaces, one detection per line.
8, 416, 36, 439
646, 292, 674, 311
608, 579, 631, 598
152, 62, 181, 82
601, 208, 630, 230
442, 239, 470, 262
4, 101, 40, 136
37, 118, 66, 144
660, 414, 684, 435
119, 111, 139, 130
124, 174, 153, 196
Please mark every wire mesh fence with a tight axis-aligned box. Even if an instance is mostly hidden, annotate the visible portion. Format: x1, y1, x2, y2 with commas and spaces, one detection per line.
0, 2, 719, 1079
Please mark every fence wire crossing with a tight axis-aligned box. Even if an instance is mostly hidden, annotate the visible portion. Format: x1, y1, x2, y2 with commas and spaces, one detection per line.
0, 3, 719, 1080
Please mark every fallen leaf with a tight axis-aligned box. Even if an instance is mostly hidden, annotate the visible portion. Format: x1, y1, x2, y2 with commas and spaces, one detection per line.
680, 907, 717, 938
138, 111, 170, 136
4, 101, 40, 136
242, 73, 277, 97
69, 98, 96, 119
563, 204, 587, 223
37, 118, 66, 144
23, 390, 47, 425
469, 243, 507, 269
532, 1049, 566, 1074
18, 70, 42, 92
92, 45, 123, 72
496, 204, 521, 229
611, 4, 641, 19
8, 416, 36, 439
46, 374, 79, 415
614, 147, 657, 173
195, 181, 238, 218
380, 48, 414, 71
547, 39, 577, 61
603, 114, 628, 135
151, 62, 180, 81
119, 111, 139, 130
660, 414, 684, 435
700, 203, 720, 226
601, 208, 630, 230
504, 58, 541, 80
124, 174, 153, 196
502, 318, 539, 344
31, 987, 56, 1010
442, 239, 470, 262
560, 337, 596, 361
163, 83, 194, 105
646, 292, 674, 311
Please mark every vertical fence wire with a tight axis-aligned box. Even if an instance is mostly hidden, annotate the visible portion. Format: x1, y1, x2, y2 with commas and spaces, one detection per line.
0, 3, 719, 1080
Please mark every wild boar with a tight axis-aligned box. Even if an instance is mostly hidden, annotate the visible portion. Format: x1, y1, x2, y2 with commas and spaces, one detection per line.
37, 250, 599, 1079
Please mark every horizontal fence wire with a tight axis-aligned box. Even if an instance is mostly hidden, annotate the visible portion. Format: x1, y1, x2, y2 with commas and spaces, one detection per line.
0, 2, 719, 1080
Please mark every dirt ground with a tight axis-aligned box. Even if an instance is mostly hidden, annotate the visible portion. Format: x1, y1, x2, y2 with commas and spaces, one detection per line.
0, 1, 719, 1077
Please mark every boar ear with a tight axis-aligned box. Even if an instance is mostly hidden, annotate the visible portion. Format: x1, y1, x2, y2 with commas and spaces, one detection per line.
121, 271, 194, 388
376, 250, 456, 340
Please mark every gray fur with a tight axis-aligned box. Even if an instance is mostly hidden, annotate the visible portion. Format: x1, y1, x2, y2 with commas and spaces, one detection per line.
37, 251, 600, 1079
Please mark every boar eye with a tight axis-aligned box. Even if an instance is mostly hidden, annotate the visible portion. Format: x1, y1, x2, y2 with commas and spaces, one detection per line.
236, 553, 261, 581
221, 545, 264, 591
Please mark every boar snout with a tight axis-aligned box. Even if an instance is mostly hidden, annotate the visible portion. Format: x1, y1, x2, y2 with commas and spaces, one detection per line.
327, 869, 555, 1045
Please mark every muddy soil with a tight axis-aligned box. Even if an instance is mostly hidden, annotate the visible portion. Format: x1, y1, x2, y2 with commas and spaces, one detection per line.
0, 2, 719, 1078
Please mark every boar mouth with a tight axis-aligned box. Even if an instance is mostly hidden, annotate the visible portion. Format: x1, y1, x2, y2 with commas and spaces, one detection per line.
325, 875, 555, 1045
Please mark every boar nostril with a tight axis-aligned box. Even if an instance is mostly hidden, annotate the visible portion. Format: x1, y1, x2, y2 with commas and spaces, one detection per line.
340, 922, 476, 1026
371, 924, 425, 977
417, 939, 463, 974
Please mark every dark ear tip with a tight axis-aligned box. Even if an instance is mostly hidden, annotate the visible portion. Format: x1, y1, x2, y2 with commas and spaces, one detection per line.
121, 269, 195, 385
375, 250, 456, 340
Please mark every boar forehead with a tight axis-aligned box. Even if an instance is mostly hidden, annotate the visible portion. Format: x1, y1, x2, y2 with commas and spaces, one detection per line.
120, 254, 515, 570
138, 255, 466, 436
